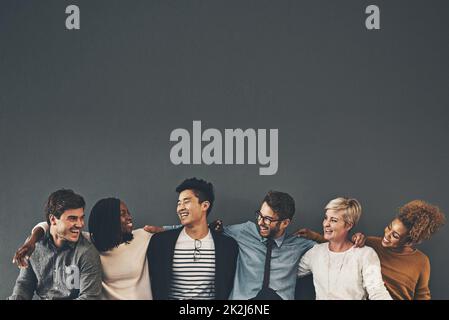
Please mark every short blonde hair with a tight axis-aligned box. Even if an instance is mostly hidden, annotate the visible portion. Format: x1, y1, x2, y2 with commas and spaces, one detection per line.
325, 197, 362, 228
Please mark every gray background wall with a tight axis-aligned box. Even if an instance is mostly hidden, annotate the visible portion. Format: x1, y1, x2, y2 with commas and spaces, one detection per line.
1, 0, 448, 299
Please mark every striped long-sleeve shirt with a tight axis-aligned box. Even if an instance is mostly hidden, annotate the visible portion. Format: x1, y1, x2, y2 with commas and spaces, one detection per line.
169, 228, 216, 300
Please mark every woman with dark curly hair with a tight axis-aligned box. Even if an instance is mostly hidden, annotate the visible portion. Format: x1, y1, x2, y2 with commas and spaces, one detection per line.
297, 200, 446, 300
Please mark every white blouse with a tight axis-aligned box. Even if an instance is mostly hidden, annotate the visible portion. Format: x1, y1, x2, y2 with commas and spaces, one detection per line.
298, 243, 392, 300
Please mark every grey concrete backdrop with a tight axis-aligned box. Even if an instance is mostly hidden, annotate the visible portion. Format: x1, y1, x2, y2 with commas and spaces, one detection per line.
1, 0, 448, 299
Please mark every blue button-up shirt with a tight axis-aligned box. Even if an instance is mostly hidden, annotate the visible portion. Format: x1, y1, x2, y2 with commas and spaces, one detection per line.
224, 221, 316, 300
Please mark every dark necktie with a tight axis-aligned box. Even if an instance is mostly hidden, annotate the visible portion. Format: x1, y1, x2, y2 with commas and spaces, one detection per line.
262, 238, 275, 288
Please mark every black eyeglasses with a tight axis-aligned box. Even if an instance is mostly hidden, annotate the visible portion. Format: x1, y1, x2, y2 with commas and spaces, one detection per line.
193, 239, 202, 261
255, 210, 283, 226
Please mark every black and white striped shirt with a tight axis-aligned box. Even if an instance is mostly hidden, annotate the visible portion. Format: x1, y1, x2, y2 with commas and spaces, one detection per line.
169, 228, 216, 300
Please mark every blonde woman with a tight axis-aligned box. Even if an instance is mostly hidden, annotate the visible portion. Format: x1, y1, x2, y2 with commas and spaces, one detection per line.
298, 200, 445, 299
297, 197, 391, 300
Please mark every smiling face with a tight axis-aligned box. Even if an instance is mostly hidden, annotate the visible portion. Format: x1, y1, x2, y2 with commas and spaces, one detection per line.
256, 202, 290, 239
177, 189, 209, 227
322, 209, 352, 242
381, 218, 410, 248
50, 208, 85, 243
120, 201, 133, 235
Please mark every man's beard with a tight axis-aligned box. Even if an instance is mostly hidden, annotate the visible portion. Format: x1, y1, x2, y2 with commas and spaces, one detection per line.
257, 223, 281, 239
57, 229, 79, 242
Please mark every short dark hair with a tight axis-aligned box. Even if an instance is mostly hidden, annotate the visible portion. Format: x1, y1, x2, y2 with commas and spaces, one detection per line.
263, 191, 295, 220
88, 198, 133, 252
176, 178, 215, 216
45, 189, 85, 224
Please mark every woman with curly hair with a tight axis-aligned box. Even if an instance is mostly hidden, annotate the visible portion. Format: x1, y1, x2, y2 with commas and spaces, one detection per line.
297, 200, 446, 300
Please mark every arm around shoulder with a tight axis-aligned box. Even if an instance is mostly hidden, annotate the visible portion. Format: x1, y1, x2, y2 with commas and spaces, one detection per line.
223, 221, 251, 238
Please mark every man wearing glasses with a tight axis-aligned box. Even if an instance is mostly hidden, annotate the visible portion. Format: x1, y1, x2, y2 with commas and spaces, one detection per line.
220, 190, 316, 300
147, 178, 238, 300
150, 190, 316, 300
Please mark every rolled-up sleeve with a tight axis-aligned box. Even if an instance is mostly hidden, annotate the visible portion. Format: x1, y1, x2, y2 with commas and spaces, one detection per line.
31, 221, 49, 234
